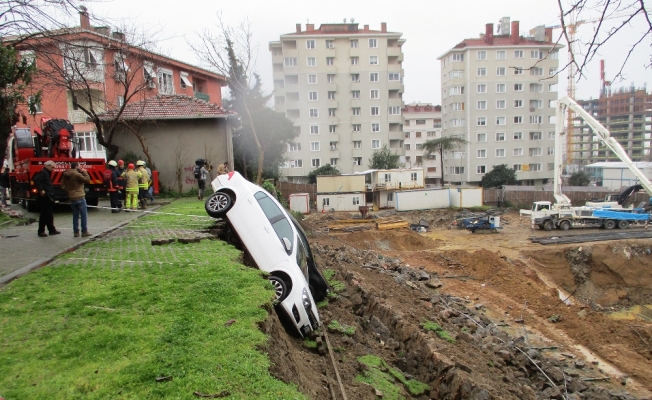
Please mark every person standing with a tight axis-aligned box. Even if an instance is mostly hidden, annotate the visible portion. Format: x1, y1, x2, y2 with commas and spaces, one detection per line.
106, 160, 120, 213
216, 161, 229, 175
61, 162, 91, 237
115, 159, 125, 209
0, 166, 9, 206
122, 163, 141, 211
32, 160, 60, 237
136, 160, 149, 209
197, 163, 210, 200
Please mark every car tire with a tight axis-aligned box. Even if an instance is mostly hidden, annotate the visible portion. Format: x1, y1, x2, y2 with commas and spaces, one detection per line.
543, 220, 554, 231
205, 191, 232, 218
617, 220, 629, 229
268, 275, 288, 302
559, 220, 571, 231
86, 196, 98, 207
604, 219, 616, 230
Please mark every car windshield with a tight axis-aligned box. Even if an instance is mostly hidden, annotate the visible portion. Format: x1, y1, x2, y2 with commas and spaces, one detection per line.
254, 191, 294, 252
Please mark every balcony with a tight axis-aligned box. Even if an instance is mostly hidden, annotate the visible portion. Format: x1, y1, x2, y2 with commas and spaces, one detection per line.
195, 92, 210, 102
68, 110, 89, 124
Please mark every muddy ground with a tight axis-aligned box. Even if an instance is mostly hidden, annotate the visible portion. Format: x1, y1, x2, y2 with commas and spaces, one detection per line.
261, 208, 652, 400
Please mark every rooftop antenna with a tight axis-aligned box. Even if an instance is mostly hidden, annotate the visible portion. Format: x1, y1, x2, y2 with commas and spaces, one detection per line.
351, 18, 355, 23
343, 18, 346, 23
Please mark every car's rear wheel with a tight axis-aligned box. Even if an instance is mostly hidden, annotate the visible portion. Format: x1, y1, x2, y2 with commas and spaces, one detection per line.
205, 191, 232, 218
268, 275, 288, 302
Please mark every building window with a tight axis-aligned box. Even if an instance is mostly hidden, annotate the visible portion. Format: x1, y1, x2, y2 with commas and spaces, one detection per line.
307, 57, 316, 66
514, 99, 523, 108
309, 91, 318, 101
548, 131, 555, 140
404, 143, 411, 150
477, 133, 486, 142
350, 56, 359, 65
550, 51, 559, 59
496, 83, 506, 93
312, 158, 321, 167
329, 125, 337, 133
514, 116, 523, 124
531, 50, 543, 59
477, 100, 487, 110
548, 147, 555, 155
451, 86, 464, 95
117, 95, 124, 107
352, 90, 360, 99
549, 67, 558, 76
330, 158, 338, 166
477, 165, 486, 174
327, 74, 335, 82
530, 115, 543, 124
369, 56, 378, 65
28, 95, 43, 113
496, 132, 505, 141
549, 83, 558, 92
388, 72, 401, 81
530, 99, 543, 109
549, 116, 556, 124
310, 125, 319, 135
370, 89, 379, 99
329, 108, 336, 117
351, 73, 360, 82
530, 67, 543, 76
288, 143, 301, 152
309, 109, 319, 118
451, 53, 464, 62
451, 166, 465, 174
306, 40, 315, 49
514, 50, 523, 58
530, 131, 542, 140
284, 57, 298, 66
326, 40, 334, 48
353, 141, 361, 149
513, 164, 522, 171
352, 107, 360, 116
289, 159, 303, 168
513, 148, 523, 156
529, 163, 542, 172
514, 67, 523, 75
350, 39, 358, 48
311, 142, 320, 151
157, 69, 174, 95
352, 124, 361, 132
477, 50, 487, 60
353, 157, 362, 165
496, 116, 506, 125
514, 83, 523, 91
477, 67, 487, 76
369, 38, 377, 48
496, 67, 506, 76
452, 102, 464, 111
404, 132, 410, 138
371, 123, 380, 132
477, 84, 487, 93
477, 117, 486, 126
530, 83, 543, 92
389, 106, 401, 115
496, 50, 506, 60
371, 139, 381, 149
326, 57, 335, 65
370, 72, 379, 82
496, 148, 506, 157
353, 197, 360, 205
477, 149, 486, 158
308, 74, 317, 84
513, 132, 523, 140
370, 106, 379, 116
328, 91, 336, 100
549, 100, 556, 108
496, 100, 506, 109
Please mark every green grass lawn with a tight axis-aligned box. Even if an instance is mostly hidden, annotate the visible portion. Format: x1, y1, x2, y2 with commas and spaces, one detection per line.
0, 199, 307, 399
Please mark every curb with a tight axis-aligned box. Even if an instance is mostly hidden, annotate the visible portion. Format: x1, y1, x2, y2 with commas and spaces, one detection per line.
0, 204, 165, 288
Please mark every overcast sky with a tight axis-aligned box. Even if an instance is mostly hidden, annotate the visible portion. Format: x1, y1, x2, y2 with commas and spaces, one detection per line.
84, 0, 651, 105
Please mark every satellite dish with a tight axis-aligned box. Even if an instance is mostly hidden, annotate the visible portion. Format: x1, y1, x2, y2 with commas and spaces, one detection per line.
343, 18, 346, 23
351, 18, 355, 23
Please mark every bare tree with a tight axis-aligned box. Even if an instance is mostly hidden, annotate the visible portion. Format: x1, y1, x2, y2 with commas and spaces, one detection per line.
557, 0, 651, 83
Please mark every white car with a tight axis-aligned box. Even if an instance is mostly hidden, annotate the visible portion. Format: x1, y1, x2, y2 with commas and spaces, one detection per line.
205, 171, 328, 337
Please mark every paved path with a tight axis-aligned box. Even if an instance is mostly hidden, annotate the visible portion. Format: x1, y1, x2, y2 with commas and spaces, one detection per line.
0, 199, 163, 285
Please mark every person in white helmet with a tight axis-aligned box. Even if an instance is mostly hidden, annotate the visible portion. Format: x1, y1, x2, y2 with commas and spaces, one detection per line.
105, 160, 121, 212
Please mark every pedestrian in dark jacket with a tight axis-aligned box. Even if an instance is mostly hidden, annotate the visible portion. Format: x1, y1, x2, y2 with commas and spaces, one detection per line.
61, 162, 91, 237
116, 159, 125, 209
0, 167, 9, 206
32, 160, 60, 237
106, 160, 120, 213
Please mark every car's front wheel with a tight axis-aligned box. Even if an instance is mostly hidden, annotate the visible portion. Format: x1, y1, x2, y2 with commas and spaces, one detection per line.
205, 191, 232, 218
268, 275, 288, 302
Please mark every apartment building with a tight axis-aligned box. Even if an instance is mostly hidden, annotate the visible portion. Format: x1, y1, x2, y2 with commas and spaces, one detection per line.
269, 22, 406, 183
402, 103, 442, 185
438, 18, 562, 186
574, 86, 652, 165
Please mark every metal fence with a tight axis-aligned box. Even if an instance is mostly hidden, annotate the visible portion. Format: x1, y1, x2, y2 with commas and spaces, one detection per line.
277, 181, 317, 203
484, 187, 651, 207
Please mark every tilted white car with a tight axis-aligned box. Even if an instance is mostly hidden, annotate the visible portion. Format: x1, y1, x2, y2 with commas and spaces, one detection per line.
205, 171, 328, 337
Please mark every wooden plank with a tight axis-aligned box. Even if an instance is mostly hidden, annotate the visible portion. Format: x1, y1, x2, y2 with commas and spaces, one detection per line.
328, 219, 375, 224
376, 221, 409, 230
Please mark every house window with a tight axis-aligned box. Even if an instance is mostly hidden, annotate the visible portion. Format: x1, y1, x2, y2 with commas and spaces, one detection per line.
477, 165, 486, 174
350, 56, 359, 65
496, 148, 506, 157
452, 102, 464, 111
496, 67, 506, 76
530, 99, 543, 109
371, 139, 381, 149
308, 74, 317, 84
371, 123, 380, 132
352, 90, 360, 99
451, 86, 464, 95
328, 108, 336, 117
496, 100, 506, 109
20, 50, 36, 67
514, 99, 523, 108
352, 107, 360, 116
370, 89, 379, 99
477, 50, 487, 60
352, 124, 361, 132
353, 140, 361, 149
496, 50, 506, 60
513, 164, 522, 171
530, 115, 543, 124
451, 166, 465, 174
326, 40, 334, 48
513, 132, 523, 140
477, 67, 487, 77
388, 106, 401, 115
327, 74, 335, 82
309, 91, 318, 101
530, 83, 543, 92
368, 38, 377, 48
284, 58, 297, 66
404, 143, 411, 150
477, 133, 486, 142
351, 73, 360, 82
496, 83, 506, 93
180, 72, 192, 89
288, 143, 301, 152
550, 51, 559, 59
117, 96, 124, 107
311, 142, 320, 151
477, 100, 487, 110
514, 116, 523, 124
549, 100, 556, 108
350, 39, 358, 48
530, 131, 542, 140
514, 83, 523, 91
496, 116, 506, 125
549, 116, 556, 124
477, 149, 486, 158
451, 53, 464, 62
370, 106, 379, 115
477, 117, 486, 126
290, 159, 303, 168
477, 84, 487, 93
353, 157, 362, 165
411, 172, 418, 181
529, 163, 542, 172
157, 68, 174, 95
548, 147, 555, 155
514, 68, 523, 75
549, 67, 558, 76
530, 67, 543, 76
514, 50, 523, 58
306, 40, 315, 49
404, 132, 410, 138
307, 57, 316, 66
328, 91, 336, 99
309, 109, 319, 118
370, 72, 379, 82
353, 197, 360, 205
312, 158, 321, 167
323, 198, 330, 207
388, 73, 400, 81
549, 83, 558, 92
310, 125, 319, 135
513, 148, 523, 156
531, 50, 543, 59
330, 158, 338, 166
415, 131, 422, 137
28, 95, 42, 113
329, 125, 337, 133
548, 132, 555, 139
326, 57, 335, 65
496, 132, 505, 141
369, 56, 378, 65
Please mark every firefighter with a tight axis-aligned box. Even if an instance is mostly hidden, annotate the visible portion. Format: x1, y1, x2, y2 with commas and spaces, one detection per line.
106, 160, 120, 213
121, 163, 141, 211
115, 159, 125, 209
136, 160, 150, 209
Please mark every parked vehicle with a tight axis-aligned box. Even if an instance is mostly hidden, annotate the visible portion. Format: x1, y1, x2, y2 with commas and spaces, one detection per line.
204, 171, 328, 337
459, 215, 503, 233
6, 120, 107, 211
532, 206, 649, 231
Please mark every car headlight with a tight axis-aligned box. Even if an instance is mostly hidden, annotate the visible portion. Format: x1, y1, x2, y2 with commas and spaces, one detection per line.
302, 288, 312, 309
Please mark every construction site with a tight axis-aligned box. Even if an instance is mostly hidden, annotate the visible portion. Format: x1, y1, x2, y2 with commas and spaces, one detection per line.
263, 207, 652, 399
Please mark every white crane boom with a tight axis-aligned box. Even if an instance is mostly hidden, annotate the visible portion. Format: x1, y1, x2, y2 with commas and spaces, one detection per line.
557, 96, 652, 198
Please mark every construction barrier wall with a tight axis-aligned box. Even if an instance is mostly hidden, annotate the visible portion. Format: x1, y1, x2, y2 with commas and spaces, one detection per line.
394, 189, 450, 211
449, 187, 484, 208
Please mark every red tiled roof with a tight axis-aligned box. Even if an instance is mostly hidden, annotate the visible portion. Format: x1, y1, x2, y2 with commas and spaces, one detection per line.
98, 95, 237, 121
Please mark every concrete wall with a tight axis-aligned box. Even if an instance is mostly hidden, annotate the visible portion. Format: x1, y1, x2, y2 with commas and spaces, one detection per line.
317, 174, 365, 193
111, 118, 230, 193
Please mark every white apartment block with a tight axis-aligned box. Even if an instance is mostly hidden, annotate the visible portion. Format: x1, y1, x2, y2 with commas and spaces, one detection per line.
402, 103, 442, 185
270, 22, 406, 183
438, 18, 562, 186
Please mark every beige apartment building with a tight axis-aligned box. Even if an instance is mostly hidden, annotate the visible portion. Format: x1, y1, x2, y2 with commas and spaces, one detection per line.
438, 18, 562, 186
402, 103, 442, 185
270, 22, 406, 183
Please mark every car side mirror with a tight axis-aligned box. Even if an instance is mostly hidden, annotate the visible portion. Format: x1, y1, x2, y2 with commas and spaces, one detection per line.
282, 237, 292, 252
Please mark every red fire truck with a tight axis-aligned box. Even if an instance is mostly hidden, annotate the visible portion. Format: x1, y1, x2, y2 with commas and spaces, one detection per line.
7, 119, 108, 211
